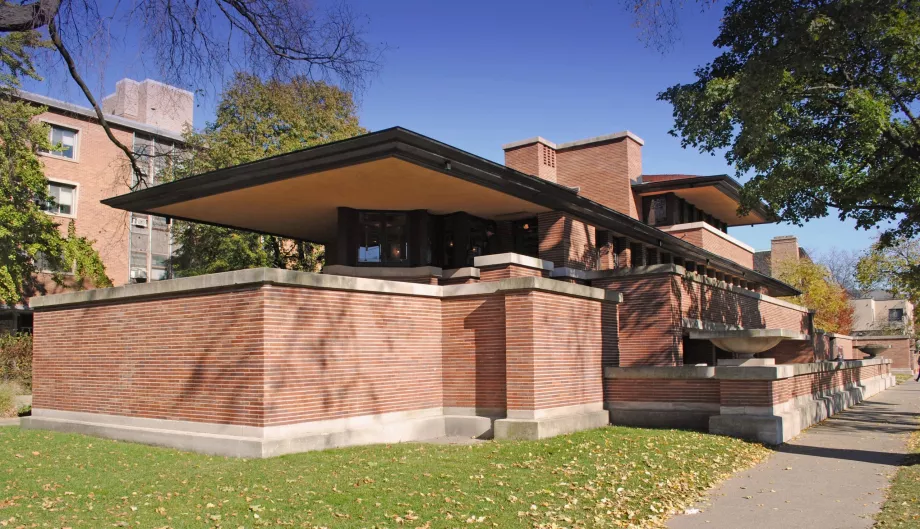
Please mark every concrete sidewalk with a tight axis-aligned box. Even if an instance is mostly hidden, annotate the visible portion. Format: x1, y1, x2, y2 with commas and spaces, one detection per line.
668, 381, 920, 529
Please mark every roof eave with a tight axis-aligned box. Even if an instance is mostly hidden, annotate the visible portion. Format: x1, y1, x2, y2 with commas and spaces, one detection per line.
102, 127, 798, 297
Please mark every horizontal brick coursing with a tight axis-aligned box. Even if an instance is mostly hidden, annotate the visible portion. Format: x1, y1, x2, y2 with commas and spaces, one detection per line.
605, 379, 719, 403
261, 286, 443, 426
677, 277, 809, 333
442, 295, 506, 410
33, 287, 267, 426
505, 291, 614, 411
592, 275, 681, 367
479, 264, 546, 282
665, 226, 754, 268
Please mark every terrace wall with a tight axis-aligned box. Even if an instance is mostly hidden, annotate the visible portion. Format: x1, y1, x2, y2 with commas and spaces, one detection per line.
606, 359, 894, 444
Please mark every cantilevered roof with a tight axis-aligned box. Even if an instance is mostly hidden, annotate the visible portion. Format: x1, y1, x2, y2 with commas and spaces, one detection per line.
633, 175, 772, 226
102, 127, 798, 296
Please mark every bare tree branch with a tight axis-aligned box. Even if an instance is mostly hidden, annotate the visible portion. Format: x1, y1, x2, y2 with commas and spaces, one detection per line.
47, 16, 148, 187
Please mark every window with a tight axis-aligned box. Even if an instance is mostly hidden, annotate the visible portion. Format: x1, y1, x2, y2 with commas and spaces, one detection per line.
42, 182, 76, 216
358, 212, 408, 265
889, 308, 905, 322
41, 125, 78, 159
647, 197, 667, 225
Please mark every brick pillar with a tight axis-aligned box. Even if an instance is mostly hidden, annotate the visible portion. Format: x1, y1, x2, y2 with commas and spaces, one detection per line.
504, 291, 536, 414
537, 212, 565, 267
596, 230, 617, 270
615, 237, 632, 269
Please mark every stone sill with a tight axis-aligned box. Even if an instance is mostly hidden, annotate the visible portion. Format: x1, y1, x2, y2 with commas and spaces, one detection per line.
604, 357, 891, 381
31, 267, 622, 309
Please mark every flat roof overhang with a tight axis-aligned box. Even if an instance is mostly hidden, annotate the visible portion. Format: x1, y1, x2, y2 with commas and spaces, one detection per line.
633, 175, 772, 226
103, 127, 799, 297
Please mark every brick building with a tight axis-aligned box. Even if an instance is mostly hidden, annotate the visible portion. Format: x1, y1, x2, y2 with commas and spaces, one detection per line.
0, 79, 191, 333
24, 127, 894, 455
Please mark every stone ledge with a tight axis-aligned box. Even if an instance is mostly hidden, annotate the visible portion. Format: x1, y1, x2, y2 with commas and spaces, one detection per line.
22, 408, 497, 458
493, 410, 609, 440
604, 358, 891, 381
32, 267, 623, 308
473, 252, 554, 272
441, 267, 480, 280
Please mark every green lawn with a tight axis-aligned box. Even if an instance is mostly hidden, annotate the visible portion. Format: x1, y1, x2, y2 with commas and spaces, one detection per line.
876, 427, 920, 527
0, 425, 768, 529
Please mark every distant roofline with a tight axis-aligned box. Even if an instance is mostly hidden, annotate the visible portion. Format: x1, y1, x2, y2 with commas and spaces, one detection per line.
16, 90, 185, 142
502, 130, 645, 151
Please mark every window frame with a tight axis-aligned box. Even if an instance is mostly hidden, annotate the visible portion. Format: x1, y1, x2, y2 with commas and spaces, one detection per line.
38, 121, 81, 162
41, 179, 79, 218
356, 210, 411, 267
889, 308, 905, 323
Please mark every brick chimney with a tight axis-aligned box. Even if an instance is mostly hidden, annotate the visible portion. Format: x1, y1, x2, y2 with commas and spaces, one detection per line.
502, 137, 558, 183
503, 131, 644, 218
770, 235, 799, 273
102, 78, 194, 135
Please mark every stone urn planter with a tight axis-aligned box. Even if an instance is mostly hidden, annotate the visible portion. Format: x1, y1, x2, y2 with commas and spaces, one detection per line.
856, 344, 891, 359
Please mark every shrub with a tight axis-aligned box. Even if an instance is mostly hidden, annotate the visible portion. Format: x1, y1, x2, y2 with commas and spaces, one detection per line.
0, 381, 22, 418
0, 333, 32, 391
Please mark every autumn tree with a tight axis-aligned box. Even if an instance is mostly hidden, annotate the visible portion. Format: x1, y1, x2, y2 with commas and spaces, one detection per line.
777, 257, 854, 334
0, 0, 378, 186
659, 0, 920, 252
167, 73, 365, 276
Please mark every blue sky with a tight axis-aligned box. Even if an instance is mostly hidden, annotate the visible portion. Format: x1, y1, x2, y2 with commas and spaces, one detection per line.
22, 0, 882, 257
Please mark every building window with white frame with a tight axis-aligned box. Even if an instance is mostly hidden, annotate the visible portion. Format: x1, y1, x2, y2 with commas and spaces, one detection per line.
41, 181, 77, 216
40, 124, 78, 160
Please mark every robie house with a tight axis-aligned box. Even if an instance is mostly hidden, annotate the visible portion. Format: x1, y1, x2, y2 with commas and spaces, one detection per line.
23, 127, 895, 457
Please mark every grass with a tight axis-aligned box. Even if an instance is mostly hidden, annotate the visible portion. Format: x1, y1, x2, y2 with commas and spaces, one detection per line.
896, 374, 915, 385
0, 425, 768, 528
876, 423, 920, 528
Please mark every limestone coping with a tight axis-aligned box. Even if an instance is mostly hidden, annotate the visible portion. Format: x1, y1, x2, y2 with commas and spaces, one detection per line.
500, 131, 646, 151
441, 267, 480, 280
30, 268, 621, 309
604, 357, 891, 381
688, 329, 810, 341
322, 265, 442, 278
473, 252, 554, 271
550, 267, 589, 280
588, 264, 810, 314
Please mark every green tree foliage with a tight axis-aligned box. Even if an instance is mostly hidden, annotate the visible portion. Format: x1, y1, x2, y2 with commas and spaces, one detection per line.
169, 73, 366, 277
856, 236, 920, 334
660, 0, 920, 248
777, 258, 854, 334
0, 33, 110, 307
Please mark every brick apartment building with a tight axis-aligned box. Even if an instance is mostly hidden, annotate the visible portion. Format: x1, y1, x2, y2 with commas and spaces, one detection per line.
24, 127, 895, 455
0, 79, 191, 333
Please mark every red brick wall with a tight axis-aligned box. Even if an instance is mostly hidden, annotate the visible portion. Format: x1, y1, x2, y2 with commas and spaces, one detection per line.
664, 226, 754, 268
592, 274, 682, 367
537, 212, 596, 270
677, 277, 809, 333
556, 137, 641, 218
442, 295, 506, 411
505, 291, 611, 412
720, 363, 890, 408
33, 287, 267, 426
605, 379, 719, 404
261, 285, 443, 426
504, 142, 557, 183
479, 264, 546, 282
854, 337, 915, 370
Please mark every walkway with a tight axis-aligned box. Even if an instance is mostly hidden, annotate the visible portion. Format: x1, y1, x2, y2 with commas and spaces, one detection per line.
669, 381, 920, 529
